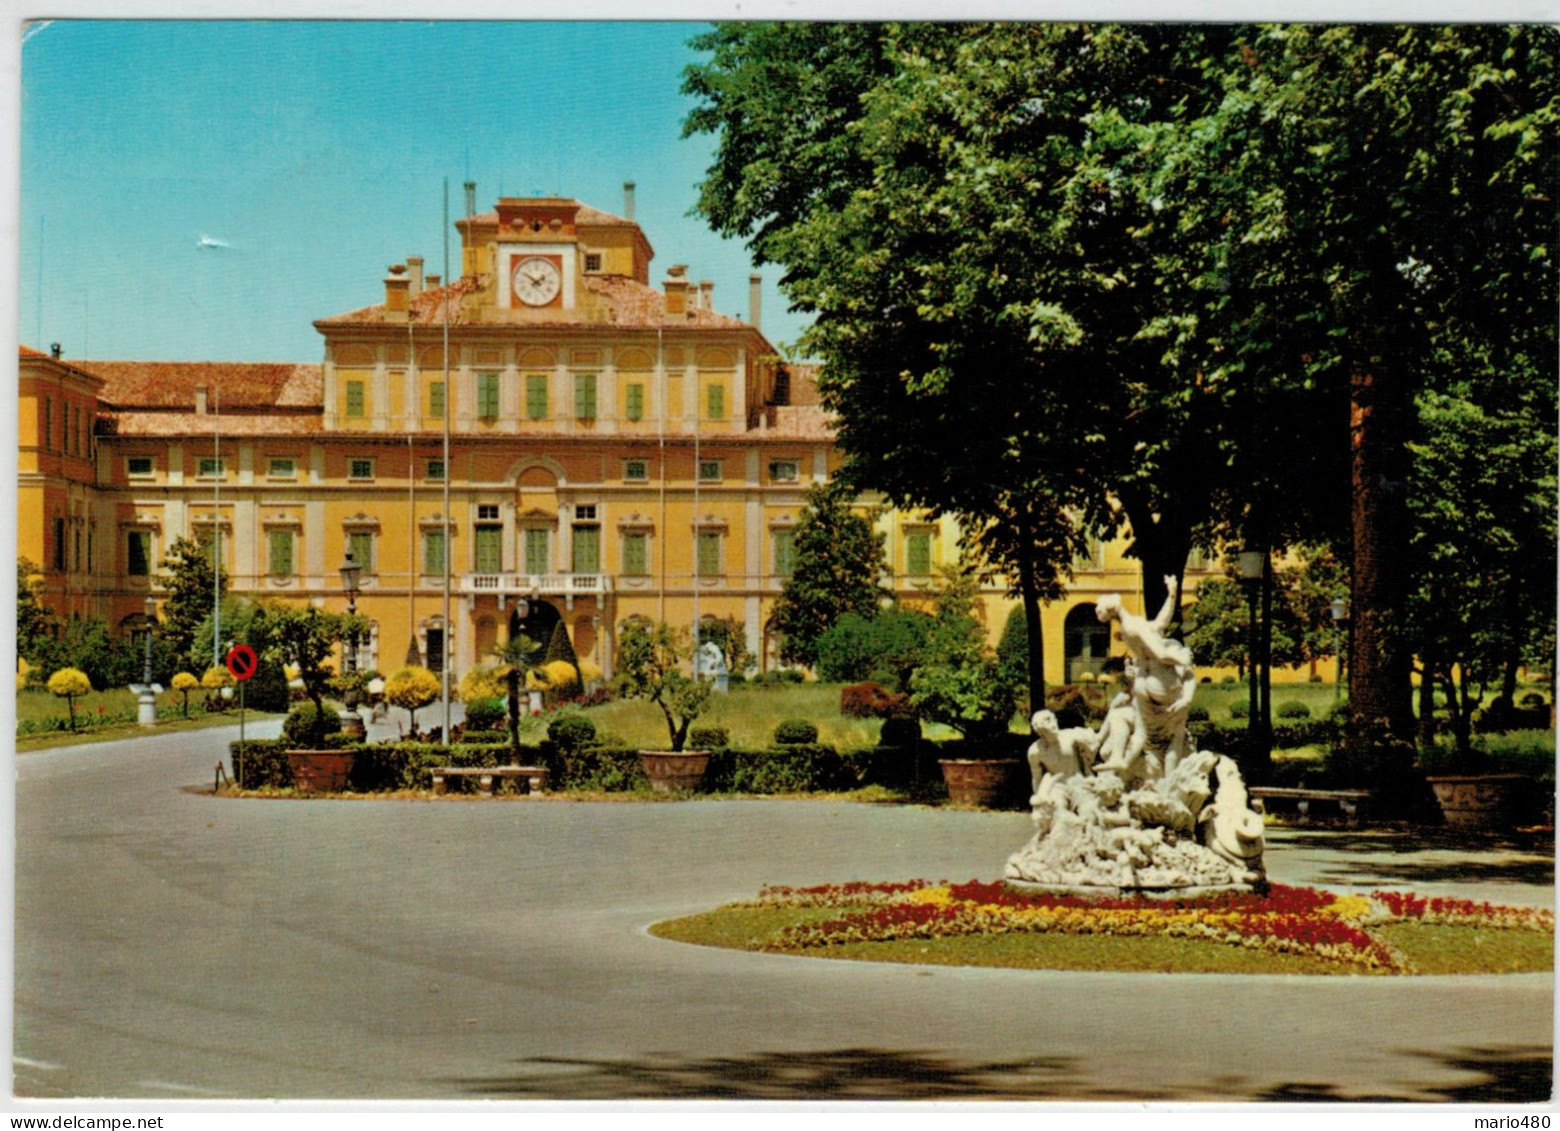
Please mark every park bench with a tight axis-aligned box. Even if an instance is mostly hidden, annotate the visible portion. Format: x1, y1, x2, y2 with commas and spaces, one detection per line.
431, 765, 549, 797
1249, 786, 1369, 827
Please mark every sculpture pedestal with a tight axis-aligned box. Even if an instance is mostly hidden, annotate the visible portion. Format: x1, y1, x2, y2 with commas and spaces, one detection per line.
133, 685, 157, 727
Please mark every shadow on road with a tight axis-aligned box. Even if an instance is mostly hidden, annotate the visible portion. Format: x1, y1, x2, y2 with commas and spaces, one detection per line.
1271, 828, 1555, 889
449, 1043, 1552, 1102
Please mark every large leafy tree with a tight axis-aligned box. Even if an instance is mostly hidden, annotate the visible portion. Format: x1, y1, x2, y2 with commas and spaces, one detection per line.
160, 535, 227, 671
766, 479, 887, 667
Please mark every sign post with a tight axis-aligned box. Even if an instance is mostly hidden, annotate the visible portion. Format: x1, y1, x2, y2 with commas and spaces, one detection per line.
225, 644, 258, 788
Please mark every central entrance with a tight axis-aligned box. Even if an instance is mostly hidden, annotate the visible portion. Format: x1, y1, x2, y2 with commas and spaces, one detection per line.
509, 599, 562, 653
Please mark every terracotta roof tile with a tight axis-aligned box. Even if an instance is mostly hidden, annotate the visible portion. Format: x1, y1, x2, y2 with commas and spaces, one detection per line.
19, 345, 46, 358
767, 404, 836, 440
76, 361, 322, 409
96, 411, 322, 437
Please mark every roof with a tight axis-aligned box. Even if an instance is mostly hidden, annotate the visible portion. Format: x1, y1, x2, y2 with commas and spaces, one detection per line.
315, 274, 753, 332
766, 404, 836, 440
97, 412, 322, 437
75, 361, 323, 409
461, 202, 638, 229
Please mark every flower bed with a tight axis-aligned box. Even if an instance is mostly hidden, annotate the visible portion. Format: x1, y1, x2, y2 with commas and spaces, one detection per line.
739, 880, 1554, 974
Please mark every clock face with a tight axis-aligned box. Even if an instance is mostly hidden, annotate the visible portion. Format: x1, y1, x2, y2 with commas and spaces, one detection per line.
512, 257, 561, 307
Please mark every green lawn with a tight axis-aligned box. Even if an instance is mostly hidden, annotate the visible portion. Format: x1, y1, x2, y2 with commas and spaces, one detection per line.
16, 685, 268, 749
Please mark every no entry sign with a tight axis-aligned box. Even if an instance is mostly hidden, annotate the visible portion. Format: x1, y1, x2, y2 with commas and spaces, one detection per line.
225, 643, 258, 682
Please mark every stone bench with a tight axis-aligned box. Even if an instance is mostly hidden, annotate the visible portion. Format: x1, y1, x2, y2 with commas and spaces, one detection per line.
431, 765, 549, 797
1249, 786, 1369, 827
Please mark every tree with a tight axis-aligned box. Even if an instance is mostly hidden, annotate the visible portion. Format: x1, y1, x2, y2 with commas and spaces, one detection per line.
47, 667, 91, 732
385, 666, 440, 736
543, 620, 582, 693
171, 671, 199, 718
766, 479, 887, 667
160, 536, 227, 671
250, 605, 350, 720
17, 558, 55, 663
612, 620, 712, 752
815, 607, 934, 690
492, 633, 545, 757
908, 565, 1019, 743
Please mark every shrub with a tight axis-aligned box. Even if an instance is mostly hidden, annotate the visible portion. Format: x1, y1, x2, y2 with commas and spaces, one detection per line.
458, 729, 509, 744
547, 714, 598, 754
230, 738, 293, 789
1187, 704, 1210, 723
281, 701, 344, 748
688, 725, 729, 750
541, 742, 648, 792
1519, 691, 1548, 709
752, 669, 806, 687
840, 681, 915, 720
728, 744, 845, 793
1277, 701, 1312, 719
1045, 683, 1109, 729
1230, 700, 1249, 720
46, 667, 93, 731
879, 716, 922, 747
774, 719, 819, 745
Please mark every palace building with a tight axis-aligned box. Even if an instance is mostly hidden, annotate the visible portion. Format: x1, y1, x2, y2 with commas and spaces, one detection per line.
18, 189, 1172, 683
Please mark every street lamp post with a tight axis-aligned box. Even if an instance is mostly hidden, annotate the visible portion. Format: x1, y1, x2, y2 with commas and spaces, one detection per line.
137, 595, 158, 727
1236, 549, 1268, 775
1330, 596, 1350, 706
338, 552, 364, 739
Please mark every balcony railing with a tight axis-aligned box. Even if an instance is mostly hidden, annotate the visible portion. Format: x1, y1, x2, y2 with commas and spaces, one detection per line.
462, 572, 609, 597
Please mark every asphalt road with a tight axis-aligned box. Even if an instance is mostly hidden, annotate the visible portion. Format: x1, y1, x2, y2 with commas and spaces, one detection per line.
13, 722, 1554, 1102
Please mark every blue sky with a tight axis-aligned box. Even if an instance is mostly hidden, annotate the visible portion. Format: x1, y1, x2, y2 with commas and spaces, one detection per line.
19, 20, 811, 361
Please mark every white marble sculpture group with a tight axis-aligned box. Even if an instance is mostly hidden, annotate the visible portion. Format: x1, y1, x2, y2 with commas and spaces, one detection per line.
1005, 577, 1266, 893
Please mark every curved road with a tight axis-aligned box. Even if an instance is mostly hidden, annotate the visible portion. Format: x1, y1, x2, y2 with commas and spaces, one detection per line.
14, 723, 1553, 1101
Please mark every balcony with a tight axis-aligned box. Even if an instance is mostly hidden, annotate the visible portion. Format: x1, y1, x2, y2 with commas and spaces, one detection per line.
461, 572, 610, 599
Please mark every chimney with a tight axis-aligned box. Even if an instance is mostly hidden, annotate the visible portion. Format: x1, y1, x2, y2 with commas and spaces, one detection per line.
426, 274, 441, 288
749, 275, 762, 330
407, 256, 424, 299
49, 342, 62, 359
195, 385, 209, 415
664, 264, 689, 316
384, 264, 409, 313
699, 281, 714, 312
623, 180, 636, 221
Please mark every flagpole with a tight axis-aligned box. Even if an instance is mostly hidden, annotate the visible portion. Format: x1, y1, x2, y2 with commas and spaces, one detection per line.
441, 178, 452, 740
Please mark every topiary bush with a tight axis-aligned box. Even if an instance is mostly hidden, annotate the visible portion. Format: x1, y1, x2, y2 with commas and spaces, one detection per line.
1187, 704, 1210, 723
1277, 701, 1312, 719
1230, 700, 1250, 720
541, 742, 648, 792
282, 701, 344, 748
774, 719, 819, 745
727, 744, 845, 793
688, 725, 729, 750
547, 714, 597, 754
463, 697, 507, 731
229, 738, 293, 789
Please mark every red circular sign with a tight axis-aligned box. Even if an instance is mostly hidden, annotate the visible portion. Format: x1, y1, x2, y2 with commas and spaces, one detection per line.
225, 644, 258, 682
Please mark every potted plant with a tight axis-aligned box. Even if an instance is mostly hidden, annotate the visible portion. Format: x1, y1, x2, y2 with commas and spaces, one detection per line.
252, 604, 360, 792
614, 620, 714, 793
279, 702, 350, 792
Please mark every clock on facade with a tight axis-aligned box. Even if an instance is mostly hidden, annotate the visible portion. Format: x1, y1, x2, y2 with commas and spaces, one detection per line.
512, 256, 562, 306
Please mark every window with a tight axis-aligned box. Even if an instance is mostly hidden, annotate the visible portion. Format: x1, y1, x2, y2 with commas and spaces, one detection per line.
706, 383, 725, 420
574, 504, 598, 521
477, 372, 500, 419
526, 375, 548, 420
267, 530, 295, 576
584, 252, 602, 272
696, 531, 722, 577
127, 456, 155, 477
572, 525, 600, 574
268, 458, 296, 479
624, 459, 648, 482
574, 374, 597, 421
349, 457, 374, 481
423, 530, 446, 574
622, 532, 648, 576
345, 380, 366, 418
906, 530, 932, 576
625, 382, 645, 422
474, 524, 503, 573
198, 457, 225, 479
347, 531, 374, 575
127, 531, 151, 576
476, 504, 500, 521
1074, 536, 1103, 572
773, 529, 796, 577
428, 381, 446, 418
52, 517, 65, 570
42, 398, 52, 451
426, 459, 445, 481
769, 460, 799, 483
698, 460, 722, 482
524, 528, 549, 574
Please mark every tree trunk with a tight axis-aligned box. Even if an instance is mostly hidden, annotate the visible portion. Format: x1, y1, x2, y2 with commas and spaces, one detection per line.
507, 668, 522, 758
1348, 355, 1416, 736
1015, 522, 1046, 715
1259, 550, 1274, 747
1416, 661, 1437, 746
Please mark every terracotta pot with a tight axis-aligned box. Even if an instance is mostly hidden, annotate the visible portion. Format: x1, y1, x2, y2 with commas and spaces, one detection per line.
939, 758, 1027, 808
639, 750, 711, 795
1426, 773, 1529, 830
286, 749, 356, 793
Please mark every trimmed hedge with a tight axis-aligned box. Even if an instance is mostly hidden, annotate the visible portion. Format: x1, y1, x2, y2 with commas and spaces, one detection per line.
457, 729, 510, 744
774, 719, 819, 745
230, 738, 293, 789
540, 742, 648, 792
688, 725, 729, 750
547, 714, 598, 754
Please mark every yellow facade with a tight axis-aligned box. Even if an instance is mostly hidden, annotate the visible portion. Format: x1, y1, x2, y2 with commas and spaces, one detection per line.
17, 193, 1226, 685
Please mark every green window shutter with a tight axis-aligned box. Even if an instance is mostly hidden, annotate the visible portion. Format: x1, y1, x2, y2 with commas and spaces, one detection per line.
526, 375, 548, 419
347, 531, 373, 574
429, 381, 445, 418
773, 530, 796, 577
524, 528, 549, 575
478, 373, 500, 419
346, 381, 365, 417
474, 526, 503, 573
707, 383, 725, 420
571, 526, 600, 574
574, 374, 597, 420
127, 531, 149, 576
697, 531, 722, 576
625, 383, 644, 421
622, 532, 647, 576
907, 532, 931, 576
268, 531, 294, 576
423, 530, 445, 575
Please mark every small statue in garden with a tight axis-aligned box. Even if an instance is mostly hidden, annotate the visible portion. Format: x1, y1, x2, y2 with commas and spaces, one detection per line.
696, 640, 729, 694
1096, 577, 1197, 775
